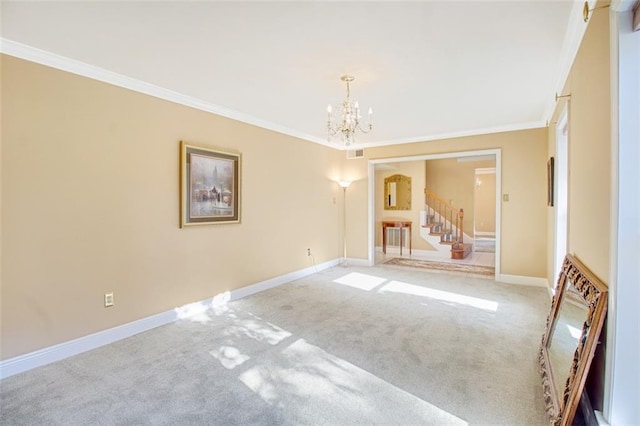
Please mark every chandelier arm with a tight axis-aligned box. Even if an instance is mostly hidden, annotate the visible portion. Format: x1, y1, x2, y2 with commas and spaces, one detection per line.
356, 123, 373, 134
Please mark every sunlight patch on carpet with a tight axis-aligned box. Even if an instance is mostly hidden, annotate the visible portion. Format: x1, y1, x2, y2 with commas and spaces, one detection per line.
222, 313, 292, 345
239, 338, 468, 425
210, 346, 250, 370
378, 280, 498, 312
333, 272, 387, 291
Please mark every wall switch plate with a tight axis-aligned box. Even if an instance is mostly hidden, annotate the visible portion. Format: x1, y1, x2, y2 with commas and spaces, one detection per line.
503, 194, 509, 202
104, 292, 114, 307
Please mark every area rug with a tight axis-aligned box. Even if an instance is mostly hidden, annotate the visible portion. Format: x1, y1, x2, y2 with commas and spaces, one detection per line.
383, 257, 495, 277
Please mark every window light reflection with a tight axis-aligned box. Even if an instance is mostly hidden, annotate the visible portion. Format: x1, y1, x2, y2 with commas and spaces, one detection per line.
333, 272, 387, 291
567, 324, 582, 339
211, 346, 250, 370
239, 339, 468, 425
379, 280, 498, 312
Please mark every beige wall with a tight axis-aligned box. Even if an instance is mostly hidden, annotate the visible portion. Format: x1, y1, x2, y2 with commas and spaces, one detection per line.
424, 158, 495, 236
374, 162, 433, 250
1, 56, 344, 360
547, 7, 611, 285
475, 171, 496, 234
342, 128, 548, 277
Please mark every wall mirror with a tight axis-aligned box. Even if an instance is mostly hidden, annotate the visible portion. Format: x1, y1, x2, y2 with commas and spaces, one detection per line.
539, 254, 608, 426
384, 174, 411, 210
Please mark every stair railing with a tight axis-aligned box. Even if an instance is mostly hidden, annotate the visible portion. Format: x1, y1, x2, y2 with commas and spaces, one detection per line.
424, 189, 465, 244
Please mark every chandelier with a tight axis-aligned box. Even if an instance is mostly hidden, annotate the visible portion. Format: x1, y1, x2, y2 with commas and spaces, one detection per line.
326, 75, 373, 146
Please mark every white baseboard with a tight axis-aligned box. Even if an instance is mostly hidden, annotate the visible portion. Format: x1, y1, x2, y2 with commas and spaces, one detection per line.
345, 257, 372, 267
0, 258, 339, 380
474, 232, 496, 238
546, 285, 555, 299
497, 274, 549, 288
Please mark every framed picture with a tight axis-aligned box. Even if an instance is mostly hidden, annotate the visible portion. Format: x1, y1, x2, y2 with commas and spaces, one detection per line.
180, 141, 241, 227
547, 156, 555, 207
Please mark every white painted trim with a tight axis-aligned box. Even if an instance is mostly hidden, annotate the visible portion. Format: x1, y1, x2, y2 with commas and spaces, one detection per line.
474, 231, 496, 237
0, 38, 332, 149
0, 310, 178, 381
496, 274, 549, 288
474, 167, 496, 175
604, 11, 620, 420
546, 285, 555, 299
0, 258, 339, 380
0, 38, 548, 153
345, 258, 371, 267
595, 410, 610, 426
367, 162, 376, 266
369, 149, 500, 165
494, 149, 502, 279
604, 8, 640, 424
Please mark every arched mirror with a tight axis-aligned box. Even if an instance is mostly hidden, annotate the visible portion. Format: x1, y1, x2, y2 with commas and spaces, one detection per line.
539, 254, 608, 426
384, 174, 411, 210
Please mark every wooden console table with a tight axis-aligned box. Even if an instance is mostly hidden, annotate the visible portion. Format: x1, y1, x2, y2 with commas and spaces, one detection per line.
382, 220, 412, 256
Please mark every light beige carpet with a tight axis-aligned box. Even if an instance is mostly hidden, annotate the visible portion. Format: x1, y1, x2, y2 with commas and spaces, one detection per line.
0, 265, 549, 425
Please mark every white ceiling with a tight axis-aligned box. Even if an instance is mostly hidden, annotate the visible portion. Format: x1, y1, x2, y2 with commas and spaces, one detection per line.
1, 1, 589, 149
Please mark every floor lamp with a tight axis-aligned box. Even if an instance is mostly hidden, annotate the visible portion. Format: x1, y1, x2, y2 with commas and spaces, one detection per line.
338, 180, 352, 266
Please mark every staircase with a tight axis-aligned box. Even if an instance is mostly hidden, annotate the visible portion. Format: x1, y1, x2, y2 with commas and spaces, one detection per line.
421, 189, 472, 259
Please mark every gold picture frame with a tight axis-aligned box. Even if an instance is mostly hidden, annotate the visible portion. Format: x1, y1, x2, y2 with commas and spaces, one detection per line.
539, 254, 608, 425
180, 141, 241, 227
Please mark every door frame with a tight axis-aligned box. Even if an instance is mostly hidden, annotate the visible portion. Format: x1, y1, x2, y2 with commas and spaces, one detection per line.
367, 148, 502, 279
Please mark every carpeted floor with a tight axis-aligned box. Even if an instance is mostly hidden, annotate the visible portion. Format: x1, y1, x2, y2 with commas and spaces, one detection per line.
0, 265, 549, 425
384, 257, 495, 277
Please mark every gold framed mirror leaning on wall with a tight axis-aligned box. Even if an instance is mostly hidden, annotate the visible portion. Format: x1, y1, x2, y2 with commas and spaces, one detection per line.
384, 174, 411, 210
539, 254, 608, 426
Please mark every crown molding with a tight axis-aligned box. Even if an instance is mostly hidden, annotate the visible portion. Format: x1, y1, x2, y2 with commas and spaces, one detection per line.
353, 121, 545, 150
0, 38, 560, 152
0, 38, 334, 149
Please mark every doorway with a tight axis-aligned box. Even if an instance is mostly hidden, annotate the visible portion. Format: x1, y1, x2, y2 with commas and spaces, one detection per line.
368, 149, 502, 279
474, 167, 496, 254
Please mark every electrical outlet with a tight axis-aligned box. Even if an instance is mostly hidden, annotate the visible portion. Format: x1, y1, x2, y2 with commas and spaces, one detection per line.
503, 193, 509, 202
307, 248, 311, 256
104, 292, 114, 307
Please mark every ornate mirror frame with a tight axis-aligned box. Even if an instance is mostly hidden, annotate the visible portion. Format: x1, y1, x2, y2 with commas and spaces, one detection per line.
539, 254, 608, 426
384, 174, 411, 210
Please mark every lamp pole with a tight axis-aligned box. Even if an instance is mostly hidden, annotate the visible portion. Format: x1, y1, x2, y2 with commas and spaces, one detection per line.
338, 181, 352, 266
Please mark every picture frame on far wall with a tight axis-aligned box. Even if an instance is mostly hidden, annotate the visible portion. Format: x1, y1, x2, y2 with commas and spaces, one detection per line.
547, 156, 555, 207
180, 141, 241, 227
